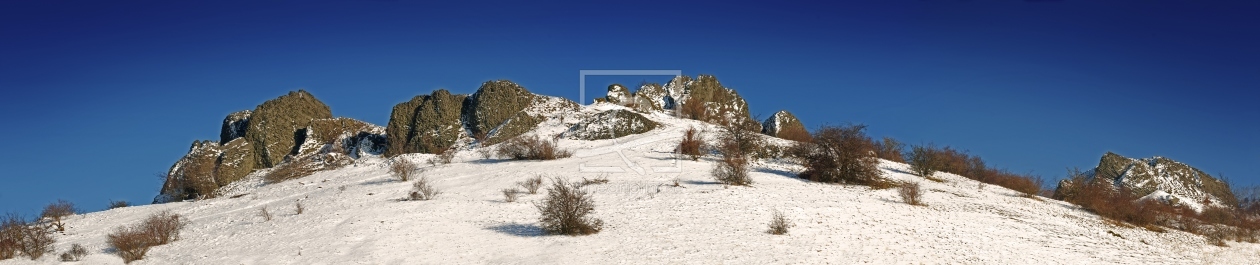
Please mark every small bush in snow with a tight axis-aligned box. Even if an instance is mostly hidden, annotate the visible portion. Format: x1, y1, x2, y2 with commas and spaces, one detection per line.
390, 158, 419, 182
295, 201, 305, 215
519, 175, 544, 194
767, 209, 793, 235
792, 124, 887, 187
258, 207, 272, 222
713, 119, 762, 186
58, 244, 87, 262
578, 175, 610, 187
107, 211, 186, 264
108, 200, 131, 209
0, 213, 55, 260
677, 126, 704, 161
503, 188, 520, 202
496, 135, 572, 160
536, 178, 603, 236
41, 199, 76, 232
899, 182, 925, 206
428, 147, 456, 166
410, 176, 441, 201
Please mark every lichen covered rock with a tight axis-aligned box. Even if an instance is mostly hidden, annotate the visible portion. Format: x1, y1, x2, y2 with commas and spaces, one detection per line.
244, 90, 333, 168
762, 110, 809, 142
462, 80, 545, 145
386, 89, 467, 156
566, 109, 659, 140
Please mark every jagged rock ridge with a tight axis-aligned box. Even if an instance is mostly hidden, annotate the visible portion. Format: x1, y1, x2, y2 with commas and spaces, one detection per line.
1054, 152, 1237, 211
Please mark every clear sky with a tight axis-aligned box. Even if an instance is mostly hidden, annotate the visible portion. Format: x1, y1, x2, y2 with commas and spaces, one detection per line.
1, 0, 1257, 215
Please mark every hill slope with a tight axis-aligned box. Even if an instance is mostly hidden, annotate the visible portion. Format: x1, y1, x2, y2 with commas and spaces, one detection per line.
8, 105, 1258, 264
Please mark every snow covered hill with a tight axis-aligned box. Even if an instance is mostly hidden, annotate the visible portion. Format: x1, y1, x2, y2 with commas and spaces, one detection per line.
7, 104, 1259, 265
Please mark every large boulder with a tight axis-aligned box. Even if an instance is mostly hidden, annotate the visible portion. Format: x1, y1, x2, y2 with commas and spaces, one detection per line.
633, 83, 668, 112
566, 109, 659, 140
385, 89, 467, 156
156, 140, 223, 202
244, 90, 333, 168
762, 110, 810, 142
1054, 152, 1238, 211
461, 80, 538, 145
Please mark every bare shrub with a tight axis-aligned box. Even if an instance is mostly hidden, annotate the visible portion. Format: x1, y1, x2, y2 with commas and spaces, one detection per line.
390, 158, 418, 182
428, 147, 456, 166
41, 199, 76, 232
679, 96, 707, 121
503, 188, 520, 202
677, 126, 705, 161
899, 182, 925, 206
476, 146, 494, 160
0, 214, 21, 260
264, 158, 316, 184
792, 124, 886, 186
410, 176, 441, 201
295, 201, 305, 215
107, 226, 152, 263
1, 213, 55, 260
258, 207, 272, 222
496, 135, 572, 160
105, 211, 185, 263
713, 119, 762, 186
767, 209, 793, 235
579, 175, 611, 186
907, 144, 942, 179
108, 200, 130, 209
872, 136, 905, 163
536, 178, 603, 235
519, 175, 544, 194
59, 244, 87, 262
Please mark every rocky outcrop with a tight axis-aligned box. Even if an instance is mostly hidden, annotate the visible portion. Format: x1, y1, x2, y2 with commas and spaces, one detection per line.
156, 140, 225, 202
244, 90, 333, 168
385, 89, 467, 156
566, 109, 659, 140
1055, 152, 1238, 211
215, 138, 255, 187
462, 80, 539, 145
220, 110, 251, 144
633, 83, 669, 112
762, 110, 809, 142
605, 84, 631, 105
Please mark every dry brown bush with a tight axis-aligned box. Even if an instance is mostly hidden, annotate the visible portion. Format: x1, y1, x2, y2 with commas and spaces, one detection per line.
107, 211, 185, 263
1, 213, 55, 261
536, 178, 603, 235
713, 119, 763, 186
519, 175, 544, 194
295, 201, 305, 215
767, 209, 793, 235
677, 126, 704, 161
58, 243, 87, 262
40, 200, 75, 232
496, 135, 572, 160
872, 137, 905, 163
410, 176, 442, 201
390, 158, 418, 182
258, 207, 272, 222
899, 182, 925, 206
793, 124, 886, 186
109, 200, 130, 209
679, 96, 707, 121
502, 188, 520, 202
579, 175, 610, 186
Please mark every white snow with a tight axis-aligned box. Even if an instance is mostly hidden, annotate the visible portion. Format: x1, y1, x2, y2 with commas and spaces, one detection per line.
7, 108, 1259, 265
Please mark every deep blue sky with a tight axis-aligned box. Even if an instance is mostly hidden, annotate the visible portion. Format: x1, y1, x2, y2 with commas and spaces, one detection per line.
2, 0, 1257, 215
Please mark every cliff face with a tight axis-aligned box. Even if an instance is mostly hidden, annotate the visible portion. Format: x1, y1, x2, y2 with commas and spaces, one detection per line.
244, 90, 334, 168
385, 89, 467, 156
